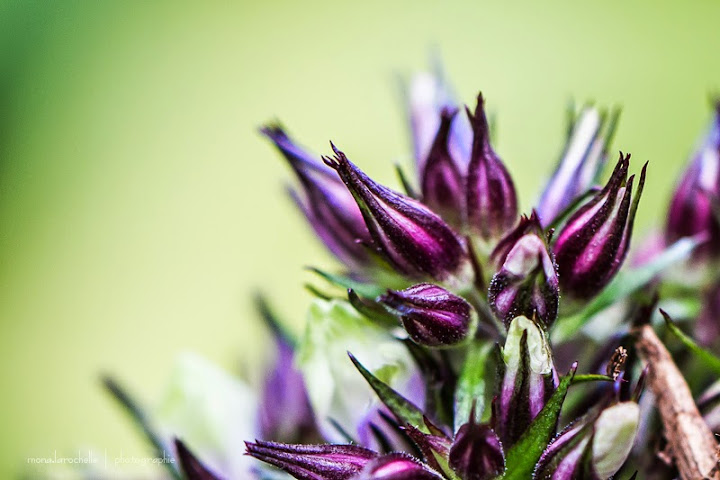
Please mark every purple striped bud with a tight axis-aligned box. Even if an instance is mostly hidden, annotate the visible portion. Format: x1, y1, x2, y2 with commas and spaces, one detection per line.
258, 335, 319, 444
494, 316, 558, 448
666, 103, 720, 260
537, 106, 619, 226
406, 70, 472, 175
421, 108, 465, 227
488, 213, 559, 329
534, 401, 639, 480
466, 93, 518, 242
553, 153, 647, 300
245, 441, 377, 480
355, 453, 443, 480
449, 419, 505, 480
261, 125, 371, 269
324, 147, 471, 283
379, 283, 475, 347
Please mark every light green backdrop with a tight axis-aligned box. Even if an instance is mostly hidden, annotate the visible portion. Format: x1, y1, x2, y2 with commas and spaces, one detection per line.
1, 0, 719, 477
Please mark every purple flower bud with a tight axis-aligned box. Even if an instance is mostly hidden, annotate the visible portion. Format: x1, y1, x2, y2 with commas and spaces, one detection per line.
666, 103, 720, 260
488, 214, 559, 329
494, 316, 558, 448
534, 401, 639, 480
174, 439, 223, 480
379, 283, 475, 347
245, 441, 377, 480
466, 93, 518, 241
553, 153, 647, 300
258, 335, 319, 444
261, 125, 371, 269
420, 108, 465, 227
355, 453, 443, 480
449, 420, 505, 480
537, 106, 619, 226
406, 70, 472, 175
324, 147, 471, 283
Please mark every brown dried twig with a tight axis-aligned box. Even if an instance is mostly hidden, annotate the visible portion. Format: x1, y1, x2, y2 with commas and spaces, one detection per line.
633, 323, 720, 479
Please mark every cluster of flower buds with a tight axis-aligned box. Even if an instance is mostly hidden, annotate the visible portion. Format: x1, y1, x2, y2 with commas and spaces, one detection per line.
553, 153, 647, 301
666, 102, 720, 261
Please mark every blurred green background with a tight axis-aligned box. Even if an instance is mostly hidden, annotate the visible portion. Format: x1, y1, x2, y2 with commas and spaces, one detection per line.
1, 0, 719, 477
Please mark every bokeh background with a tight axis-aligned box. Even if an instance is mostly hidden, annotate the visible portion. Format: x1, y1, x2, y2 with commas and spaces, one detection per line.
1, 0, 719, 477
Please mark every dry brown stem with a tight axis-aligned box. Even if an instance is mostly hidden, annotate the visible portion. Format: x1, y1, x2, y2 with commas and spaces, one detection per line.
634, 323, 719, 479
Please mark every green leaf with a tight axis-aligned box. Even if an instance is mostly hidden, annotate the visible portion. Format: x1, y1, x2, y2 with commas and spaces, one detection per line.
102, 376, 182, 480
307, 267, 385, 298
348, 352, 430, 434
499, 363, 577, 480
571, 374, 614, 385
552, 236, 702, 343
661, 309, 720, 376
454, 342, 492, 433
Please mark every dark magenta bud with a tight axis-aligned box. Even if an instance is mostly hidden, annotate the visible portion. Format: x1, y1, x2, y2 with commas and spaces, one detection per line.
324, 146, 471, 284
494, 316, 558, 448
666, 103, 720, 260
261, 125, 371, 269
488, 213, 559, 328
421, 108, 465, 227
379, 283, 476, 347
174, 439, 222, 480
245, 441, 377, 480
355, 453, 443, 480
537, 105, 619, 226
534, 401, 639, 480
553, 153, 647, 300
465, 93, 518, 242
449, 419, 505, 480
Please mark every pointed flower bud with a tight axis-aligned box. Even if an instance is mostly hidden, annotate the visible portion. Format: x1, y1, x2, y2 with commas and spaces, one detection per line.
261, 125, 371, 269
534, 401, 639, 480
449, 419, 505, 480
488, 213, 559, 328
553, 153, 647, 300
379, 283, 475, 347
324, 147, 471, 283
666, 103, 720, 260
245, 441, 377, 480
421, 108, 465, 227
258, 329, 319, 444
495, 316, 558, 448
406, 69, 472, 174
466, 93, 518, 241
537, 106, 619, 226
356, 453, 443, 480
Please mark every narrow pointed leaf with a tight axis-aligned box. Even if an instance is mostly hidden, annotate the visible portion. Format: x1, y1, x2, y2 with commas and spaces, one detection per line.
307, 267, 386, 298
175, 439, 222, 480
102, 376, 182, 480
348, 352, 431, 434
661, 309, 720, 376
